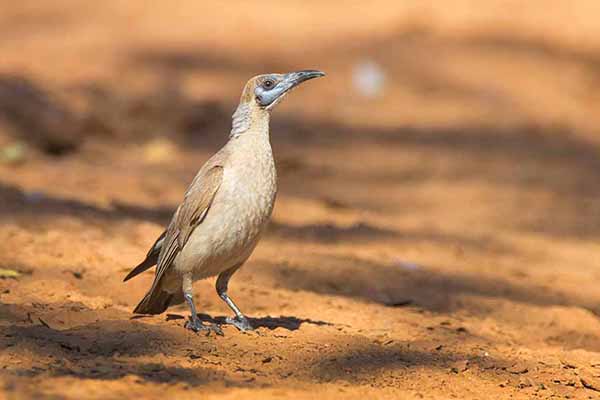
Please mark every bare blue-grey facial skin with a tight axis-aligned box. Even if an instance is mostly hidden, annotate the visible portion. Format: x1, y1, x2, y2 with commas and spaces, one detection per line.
254, 70, 325, 108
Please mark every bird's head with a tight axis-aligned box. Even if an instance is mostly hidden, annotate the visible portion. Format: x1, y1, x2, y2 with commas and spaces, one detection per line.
240, 70, 325, 111
230, 70, 324, 136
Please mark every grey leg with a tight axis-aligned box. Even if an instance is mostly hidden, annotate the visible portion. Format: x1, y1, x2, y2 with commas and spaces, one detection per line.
216, 267, 253, 331
183, 276, 223, 336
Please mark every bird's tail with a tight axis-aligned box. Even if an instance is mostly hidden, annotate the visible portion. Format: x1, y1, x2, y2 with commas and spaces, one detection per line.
133, 287, 184, 315
123, 255, 158, 282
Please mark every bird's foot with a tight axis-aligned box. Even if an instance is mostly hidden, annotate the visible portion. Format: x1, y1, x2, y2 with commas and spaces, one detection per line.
225, 315, 253, 331
185, 317, 224, 336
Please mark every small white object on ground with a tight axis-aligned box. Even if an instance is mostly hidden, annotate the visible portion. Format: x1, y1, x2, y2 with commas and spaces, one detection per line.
352, 60, 386, 98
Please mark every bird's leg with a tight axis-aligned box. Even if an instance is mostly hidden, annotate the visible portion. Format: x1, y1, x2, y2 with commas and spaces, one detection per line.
216, 266, 253, 331
182, 275, 223, 336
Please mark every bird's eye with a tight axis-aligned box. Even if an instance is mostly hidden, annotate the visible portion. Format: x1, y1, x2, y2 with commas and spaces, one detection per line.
263, 79, 275, 89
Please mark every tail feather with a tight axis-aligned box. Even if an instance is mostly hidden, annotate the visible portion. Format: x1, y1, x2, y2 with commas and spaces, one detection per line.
133, 287, 184, 315
127, 230, 183, 315
123, 254, 158, 282
123, 230, 166, 282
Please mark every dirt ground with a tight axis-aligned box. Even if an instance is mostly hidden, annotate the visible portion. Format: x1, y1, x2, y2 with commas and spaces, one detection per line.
2, 1, 600, 399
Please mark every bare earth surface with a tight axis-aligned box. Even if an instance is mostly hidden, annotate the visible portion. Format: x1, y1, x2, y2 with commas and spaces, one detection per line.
2, 2, 600, 399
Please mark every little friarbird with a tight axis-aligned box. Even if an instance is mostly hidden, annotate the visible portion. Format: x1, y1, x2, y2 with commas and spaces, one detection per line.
124, 70, 325, 334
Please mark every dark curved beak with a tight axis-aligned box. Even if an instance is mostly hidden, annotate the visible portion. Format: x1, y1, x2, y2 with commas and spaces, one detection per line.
283, 70, 326, 90
262, 70, 325, 110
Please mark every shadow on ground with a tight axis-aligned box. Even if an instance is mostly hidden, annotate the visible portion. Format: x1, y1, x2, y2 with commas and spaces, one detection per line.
2, 111, 600, 240
174, 313, 333, 331
309, 340, 510, 384
1, 302, 222, 385
252, 253, 600, 316
1, 302, 522, 387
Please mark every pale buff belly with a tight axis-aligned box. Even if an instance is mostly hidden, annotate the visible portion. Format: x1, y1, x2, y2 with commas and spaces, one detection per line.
173, 160, 276, 282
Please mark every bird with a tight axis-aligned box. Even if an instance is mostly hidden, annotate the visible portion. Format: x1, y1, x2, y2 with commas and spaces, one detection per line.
124, 70, 325, 334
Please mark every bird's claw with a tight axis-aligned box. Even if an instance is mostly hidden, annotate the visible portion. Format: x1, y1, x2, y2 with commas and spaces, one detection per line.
185, 318, 224, 336
225, 315, 253, 331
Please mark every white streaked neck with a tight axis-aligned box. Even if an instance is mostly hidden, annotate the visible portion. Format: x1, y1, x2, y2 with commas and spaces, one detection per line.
230, 103, 270, 138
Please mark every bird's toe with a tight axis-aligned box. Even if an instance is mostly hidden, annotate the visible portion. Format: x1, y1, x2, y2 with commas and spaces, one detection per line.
185, 318, 224, 336
226, 316, 253, 331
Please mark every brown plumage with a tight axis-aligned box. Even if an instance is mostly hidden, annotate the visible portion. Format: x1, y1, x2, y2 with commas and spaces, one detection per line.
124, 70, 325, 334
131, 157, 225, 315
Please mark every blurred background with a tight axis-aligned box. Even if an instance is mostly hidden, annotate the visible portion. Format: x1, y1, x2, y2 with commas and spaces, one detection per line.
2, 1, 600, 399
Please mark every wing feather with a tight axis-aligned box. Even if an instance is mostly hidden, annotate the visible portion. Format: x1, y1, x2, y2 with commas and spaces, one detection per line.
148, 164, 224, 291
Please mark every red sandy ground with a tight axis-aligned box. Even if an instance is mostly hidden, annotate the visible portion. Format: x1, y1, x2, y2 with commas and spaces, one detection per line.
1, 2, 600, 399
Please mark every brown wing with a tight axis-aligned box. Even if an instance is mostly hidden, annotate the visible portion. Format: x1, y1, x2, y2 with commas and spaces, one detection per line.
148, 163, 224, 293
176, 164, 224, 247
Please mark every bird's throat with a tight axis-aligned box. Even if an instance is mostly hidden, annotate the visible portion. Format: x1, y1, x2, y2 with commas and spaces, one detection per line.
230, 103, 269, 138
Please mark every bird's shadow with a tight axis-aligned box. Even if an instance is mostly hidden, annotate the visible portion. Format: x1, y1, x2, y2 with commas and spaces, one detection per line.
165, 313, 332, 331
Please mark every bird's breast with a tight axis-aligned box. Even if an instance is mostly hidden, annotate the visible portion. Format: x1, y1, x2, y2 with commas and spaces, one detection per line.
221, 144, 277, 235
176, 139, 277, 278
